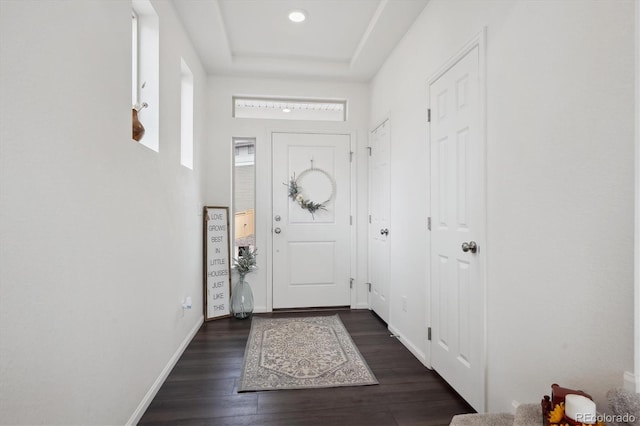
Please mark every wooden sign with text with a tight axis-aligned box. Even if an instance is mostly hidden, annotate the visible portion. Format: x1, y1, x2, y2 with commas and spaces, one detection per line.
203, 206, 231, 320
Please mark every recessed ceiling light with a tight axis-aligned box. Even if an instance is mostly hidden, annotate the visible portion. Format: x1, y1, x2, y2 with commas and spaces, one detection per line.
288, 10, 306, 23
282, 108, 291, 113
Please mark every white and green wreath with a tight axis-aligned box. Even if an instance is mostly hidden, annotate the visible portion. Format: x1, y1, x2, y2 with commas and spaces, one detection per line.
286, 167, 336, 219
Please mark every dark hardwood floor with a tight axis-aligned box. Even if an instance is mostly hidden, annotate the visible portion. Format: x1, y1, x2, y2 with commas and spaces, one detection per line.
139, 310, 474, 425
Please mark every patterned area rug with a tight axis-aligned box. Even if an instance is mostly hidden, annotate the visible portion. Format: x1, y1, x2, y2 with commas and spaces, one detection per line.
238, 315, 378, 392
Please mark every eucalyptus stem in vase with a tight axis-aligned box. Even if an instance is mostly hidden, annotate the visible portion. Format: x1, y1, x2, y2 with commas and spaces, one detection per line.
231, 248, 257, 319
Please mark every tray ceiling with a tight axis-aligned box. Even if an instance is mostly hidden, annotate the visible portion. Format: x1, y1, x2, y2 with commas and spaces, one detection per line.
172, 0, 429, 82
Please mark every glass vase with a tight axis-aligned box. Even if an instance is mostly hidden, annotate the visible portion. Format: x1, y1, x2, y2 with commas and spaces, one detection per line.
231, 274, 253, 320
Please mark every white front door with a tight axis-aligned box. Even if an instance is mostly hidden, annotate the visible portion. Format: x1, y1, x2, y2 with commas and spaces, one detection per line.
368, 120, 391, 322
272, 132, 351, 309
429, 44, 486, 412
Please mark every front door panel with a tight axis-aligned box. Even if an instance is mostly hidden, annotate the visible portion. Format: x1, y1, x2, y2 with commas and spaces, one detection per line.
272, 132, 351, 309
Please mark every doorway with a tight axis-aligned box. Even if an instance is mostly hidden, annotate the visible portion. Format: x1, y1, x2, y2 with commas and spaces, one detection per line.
368, 120, 391, 323
428, 32, 487, 412
271, 132, 352, 309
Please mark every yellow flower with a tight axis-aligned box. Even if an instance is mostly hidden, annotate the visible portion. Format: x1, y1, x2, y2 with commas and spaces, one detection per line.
548, 402, 564, 423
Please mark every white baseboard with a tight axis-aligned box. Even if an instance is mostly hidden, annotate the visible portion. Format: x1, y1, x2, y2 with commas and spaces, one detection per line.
388, 323, 427, 366
126, 315, 204, 425
624, 371, 639, 392
254, 306, 371, 313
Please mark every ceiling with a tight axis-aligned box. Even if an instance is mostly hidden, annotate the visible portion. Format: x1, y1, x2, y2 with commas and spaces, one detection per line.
172, 0, 430, 82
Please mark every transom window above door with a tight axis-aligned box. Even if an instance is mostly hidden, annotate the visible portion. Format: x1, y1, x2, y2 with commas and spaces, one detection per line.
232, 96, 346, 122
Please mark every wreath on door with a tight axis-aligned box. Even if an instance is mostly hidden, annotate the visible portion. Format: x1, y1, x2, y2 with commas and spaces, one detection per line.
286, 166, 336, 219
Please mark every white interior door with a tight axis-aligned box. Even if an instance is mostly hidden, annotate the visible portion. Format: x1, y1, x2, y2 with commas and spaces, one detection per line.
272, 132, 351, 309
368, 120, 391, 322
429, 44, 486, 412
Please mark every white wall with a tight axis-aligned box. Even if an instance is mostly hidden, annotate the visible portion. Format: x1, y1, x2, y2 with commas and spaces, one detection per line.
205, 76, 370, 311
0, 1, 208, 424
370, 0, 635, 412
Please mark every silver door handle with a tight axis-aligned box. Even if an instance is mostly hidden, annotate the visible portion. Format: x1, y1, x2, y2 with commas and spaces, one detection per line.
274, 227, 281, 234
461, 241, 478, 253
380, 228, 389, 236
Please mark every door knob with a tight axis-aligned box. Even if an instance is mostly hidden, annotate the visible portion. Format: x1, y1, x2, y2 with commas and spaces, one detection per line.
380, 228, 389, 236
461, 241, 478, 253
274, 227, 281, 234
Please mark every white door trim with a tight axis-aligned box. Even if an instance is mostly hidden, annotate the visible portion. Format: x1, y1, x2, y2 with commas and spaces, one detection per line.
265, 129, 357, 311
425, 27, 488, 412
632, 0, 640, 393
349, 131, 358, 309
